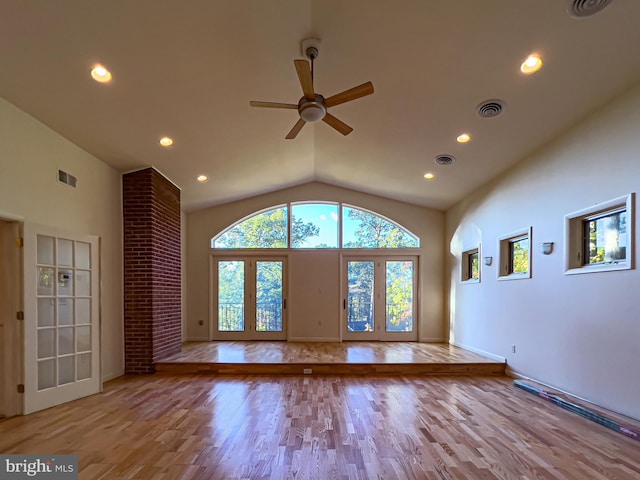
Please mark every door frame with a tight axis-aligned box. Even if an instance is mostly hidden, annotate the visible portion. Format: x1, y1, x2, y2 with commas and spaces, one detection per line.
341, 253, 419, 341
210, 252, 288, 340
0, 217, 23, 418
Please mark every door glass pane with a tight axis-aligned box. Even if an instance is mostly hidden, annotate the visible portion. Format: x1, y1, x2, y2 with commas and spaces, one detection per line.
37, 267, 55, 296
38, 329, 55, 359
58, 356, 75, 385
77, 353, 91, 380
77, 326, 91, 352
76, 298, 91, 325
58, 269, 73, 296
58, 298, 73, 325
75, 241, 91, 269
75, 270, 91, 296
386, 261, 414, 333
57, 238, 73, 267
58, 327, 74, 355
347, 261, 375, 332
38, 359, 56, 390
218, 261, 245, 331
256, 261, 283, 332
37, 235, 54, 265
37, 298, 55, 327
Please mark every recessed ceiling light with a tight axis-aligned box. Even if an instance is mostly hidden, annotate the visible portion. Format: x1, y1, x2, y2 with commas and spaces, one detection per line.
90, 64, 112, 83
159, 137, 174, 147
424, 173, 435, 180
197, 175, 208, 183
520, 54, 543, 74
456, 133, 471, 143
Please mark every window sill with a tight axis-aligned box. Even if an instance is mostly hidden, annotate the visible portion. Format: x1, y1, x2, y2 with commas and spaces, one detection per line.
497, 272, 530, 281
565, 262, 631, 275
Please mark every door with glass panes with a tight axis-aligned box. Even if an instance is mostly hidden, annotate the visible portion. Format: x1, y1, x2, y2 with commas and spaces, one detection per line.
23, 224, 100, 414
342, 256, 417, 341
213, 257, 286, 340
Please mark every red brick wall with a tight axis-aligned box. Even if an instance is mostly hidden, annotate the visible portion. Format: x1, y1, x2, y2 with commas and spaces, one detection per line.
123, 168, 181, 374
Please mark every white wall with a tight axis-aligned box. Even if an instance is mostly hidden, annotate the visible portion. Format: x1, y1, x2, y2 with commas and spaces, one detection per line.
446, 83, 640, 420
187, 182, 445, 342
0, 98, 123, 381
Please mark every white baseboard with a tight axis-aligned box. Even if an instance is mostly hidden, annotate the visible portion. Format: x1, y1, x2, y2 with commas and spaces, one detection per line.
287, 337, 341, 342
450, 341, 506, 363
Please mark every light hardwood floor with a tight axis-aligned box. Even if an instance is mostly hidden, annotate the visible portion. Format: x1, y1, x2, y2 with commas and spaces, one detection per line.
155, 342, 506, 376
1, 374, 638, 479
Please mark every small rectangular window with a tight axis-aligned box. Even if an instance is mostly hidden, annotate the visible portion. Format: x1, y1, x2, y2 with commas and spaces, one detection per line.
565, 194, 634, 274
583, 208, 627, 265
498, 228, 532, 280
461, 247, 480, 283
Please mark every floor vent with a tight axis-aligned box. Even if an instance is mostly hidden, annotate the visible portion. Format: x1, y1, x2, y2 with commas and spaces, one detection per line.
58, 169, 77, 188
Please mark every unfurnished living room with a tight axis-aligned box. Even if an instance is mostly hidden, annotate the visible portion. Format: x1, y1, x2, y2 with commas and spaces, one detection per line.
1, 0, 639, 479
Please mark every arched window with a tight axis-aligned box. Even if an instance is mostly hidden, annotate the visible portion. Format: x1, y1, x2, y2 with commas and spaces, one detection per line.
342, 205, 419, 248
211, 202, 420, 249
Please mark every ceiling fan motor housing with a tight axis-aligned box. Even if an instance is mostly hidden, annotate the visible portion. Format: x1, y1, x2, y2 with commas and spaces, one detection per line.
299, 94, 327, 122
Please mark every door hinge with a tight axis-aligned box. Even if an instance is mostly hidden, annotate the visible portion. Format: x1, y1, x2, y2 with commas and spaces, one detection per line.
16, 237, 24, 247
16, 311, 24, 320
17, 384, 24, 393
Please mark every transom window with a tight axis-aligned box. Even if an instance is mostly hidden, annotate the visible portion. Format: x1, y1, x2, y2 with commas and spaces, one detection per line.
211, 203, 420, 249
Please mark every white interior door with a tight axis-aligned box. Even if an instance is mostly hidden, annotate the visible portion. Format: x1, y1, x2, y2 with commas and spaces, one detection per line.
23, 224, 101, 414
213, 256, 287, 340
342, 256, 418, 341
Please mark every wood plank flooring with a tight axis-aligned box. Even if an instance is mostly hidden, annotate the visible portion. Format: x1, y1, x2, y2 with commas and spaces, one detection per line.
1, 375, 639, 479
155, 342, 506, 376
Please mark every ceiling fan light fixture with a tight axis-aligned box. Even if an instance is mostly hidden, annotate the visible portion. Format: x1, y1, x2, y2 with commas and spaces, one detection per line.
299, 98, 327, 123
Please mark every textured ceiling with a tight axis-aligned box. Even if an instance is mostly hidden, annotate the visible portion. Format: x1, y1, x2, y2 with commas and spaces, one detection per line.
2, 0, 640, 211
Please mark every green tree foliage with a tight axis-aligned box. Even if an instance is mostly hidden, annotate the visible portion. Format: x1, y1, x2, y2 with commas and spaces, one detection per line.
344, 208, 418, 248
215, 207, 320, 248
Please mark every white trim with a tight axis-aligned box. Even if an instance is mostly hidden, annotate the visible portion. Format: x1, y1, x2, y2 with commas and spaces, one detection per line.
450, 341, 507, 363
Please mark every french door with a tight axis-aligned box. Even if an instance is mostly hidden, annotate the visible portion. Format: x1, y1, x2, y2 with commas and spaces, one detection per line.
213, 256, 287, 340
342, 256, 417, 341
23, 224, 101, 414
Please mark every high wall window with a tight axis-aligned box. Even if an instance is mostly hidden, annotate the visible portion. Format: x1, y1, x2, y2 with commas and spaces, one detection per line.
211, 203, 420, 249
461, 247, 480, 283
565, 194, 634, 274
498, 227, 532, 280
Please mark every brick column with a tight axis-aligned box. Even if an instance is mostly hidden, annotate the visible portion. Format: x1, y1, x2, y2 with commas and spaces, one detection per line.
123, 167, 181, 373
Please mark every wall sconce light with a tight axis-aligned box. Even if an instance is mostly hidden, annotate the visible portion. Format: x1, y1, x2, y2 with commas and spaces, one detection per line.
484, 256, 493, 266
540, 242, 554, 255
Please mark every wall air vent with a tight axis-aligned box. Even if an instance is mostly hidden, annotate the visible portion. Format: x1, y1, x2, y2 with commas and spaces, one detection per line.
434, 154, 456, 166
477, 100, 505, 118
568, 0, 614, 18
58, 169, 77, 188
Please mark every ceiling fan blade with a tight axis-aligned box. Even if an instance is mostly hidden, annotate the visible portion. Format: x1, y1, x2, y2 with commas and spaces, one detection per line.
325, 81, 374, 108
250, 101, 297, 109
322, 113, 353, 136
294, 59, 315, 100
285, 118, 307, 139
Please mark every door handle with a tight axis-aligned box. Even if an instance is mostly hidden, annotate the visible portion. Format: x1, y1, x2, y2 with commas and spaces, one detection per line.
343, 299, 346, 310
283, 299, 286, 309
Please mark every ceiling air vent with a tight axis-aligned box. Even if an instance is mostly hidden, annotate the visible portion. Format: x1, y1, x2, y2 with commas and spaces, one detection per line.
477, 100, 505, 119
58, 169, 77, 188
434, 154, 456, 166
568, 0, 614, 18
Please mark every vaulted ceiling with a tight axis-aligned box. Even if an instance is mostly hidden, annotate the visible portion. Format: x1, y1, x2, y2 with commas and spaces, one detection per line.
2, 0, 640, 211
